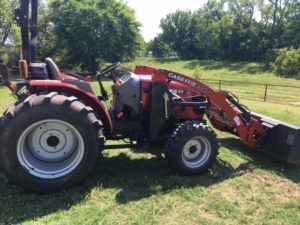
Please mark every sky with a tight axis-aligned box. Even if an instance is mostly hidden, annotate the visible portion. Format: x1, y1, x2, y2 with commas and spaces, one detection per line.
126, 0, 207, 42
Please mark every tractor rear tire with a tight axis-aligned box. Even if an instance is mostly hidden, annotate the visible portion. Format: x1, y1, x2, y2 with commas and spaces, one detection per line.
0, 93, 104, 192
165, 121, 219, 175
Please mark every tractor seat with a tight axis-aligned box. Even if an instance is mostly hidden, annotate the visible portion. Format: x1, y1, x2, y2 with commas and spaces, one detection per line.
45, 58, 61, 80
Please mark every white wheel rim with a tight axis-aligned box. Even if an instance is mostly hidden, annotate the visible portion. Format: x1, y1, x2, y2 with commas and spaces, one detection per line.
182, 136, 211, 169
17, 119, 85, 179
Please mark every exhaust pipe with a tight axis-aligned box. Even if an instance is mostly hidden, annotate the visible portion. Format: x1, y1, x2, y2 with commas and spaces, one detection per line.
252, 112, 300, 165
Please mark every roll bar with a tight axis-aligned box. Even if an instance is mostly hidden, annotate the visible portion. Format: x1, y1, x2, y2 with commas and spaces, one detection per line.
15, 0, 38, 63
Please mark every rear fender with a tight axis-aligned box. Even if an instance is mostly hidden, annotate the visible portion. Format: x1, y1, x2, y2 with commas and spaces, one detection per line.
29, 80, 113, 134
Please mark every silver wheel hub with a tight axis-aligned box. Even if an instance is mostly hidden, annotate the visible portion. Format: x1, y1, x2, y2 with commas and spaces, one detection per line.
182, 136, 211, 169
17, 120, 85, 179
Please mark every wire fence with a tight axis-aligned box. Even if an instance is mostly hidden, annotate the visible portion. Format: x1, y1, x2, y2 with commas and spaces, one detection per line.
2, 65, 300, 105
202, 79, 300, 105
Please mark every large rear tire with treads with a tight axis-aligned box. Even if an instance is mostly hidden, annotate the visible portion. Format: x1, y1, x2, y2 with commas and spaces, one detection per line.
0, 93, 105, 192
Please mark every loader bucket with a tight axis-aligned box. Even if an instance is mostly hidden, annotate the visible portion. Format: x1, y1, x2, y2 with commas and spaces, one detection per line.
251, 112, 300, 165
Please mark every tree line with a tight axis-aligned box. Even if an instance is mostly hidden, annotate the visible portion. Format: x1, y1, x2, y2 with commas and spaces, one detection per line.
0, 0, 145, 74
149, 0, 299, 60
0, 0, 299, 77
148, 0, 300, 77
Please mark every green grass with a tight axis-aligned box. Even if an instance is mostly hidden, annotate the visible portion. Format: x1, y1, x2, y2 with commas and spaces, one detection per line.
241, 99, 300, 127
124, 58, 300, 104
0, 59, 300, 225
125, 58, 300, 86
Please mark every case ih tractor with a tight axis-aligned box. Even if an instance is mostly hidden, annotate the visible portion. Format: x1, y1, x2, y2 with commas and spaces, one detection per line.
0, 1, 299, 192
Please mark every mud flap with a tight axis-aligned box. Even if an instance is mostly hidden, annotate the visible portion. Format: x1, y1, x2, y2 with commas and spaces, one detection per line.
252, 112, 300, 165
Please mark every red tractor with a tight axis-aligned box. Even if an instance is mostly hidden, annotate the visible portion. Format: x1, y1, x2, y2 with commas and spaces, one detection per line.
0, 1, 299, 192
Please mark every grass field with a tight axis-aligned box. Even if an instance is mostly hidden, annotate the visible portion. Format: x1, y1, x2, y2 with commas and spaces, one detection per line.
125, 58, 300, 86
0, 59, 299, 225
124, 58, 300, 104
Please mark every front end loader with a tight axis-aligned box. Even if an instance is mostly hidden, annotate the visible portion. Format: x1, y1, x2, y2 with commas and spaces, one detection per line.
0, 0, 299, 192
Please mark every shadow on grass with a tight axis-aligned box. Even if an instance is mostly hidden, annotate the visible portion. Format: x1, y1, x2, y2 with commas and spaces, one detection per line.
185, 60, 268, 75
145, 58, 268, 75
0, 140, 299, 224
88, 151, 238, 204
220, 137, 300, 184
0, 149, 244, 224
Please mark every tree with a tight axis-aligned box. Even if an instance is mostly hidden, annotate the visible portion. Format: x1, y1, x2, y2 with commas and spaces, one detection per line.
160, 10, 194, 59
0, 0, 20, 65
49, 0, 143, 74
0, 0, 19, 45
192, 0, 225, 59
37, 1, 56, 60
282, 0, 300, 47
225, 0, 265, 59
148, 34, 171, 58
260, 0, 297, 48
0, 0, 12, 44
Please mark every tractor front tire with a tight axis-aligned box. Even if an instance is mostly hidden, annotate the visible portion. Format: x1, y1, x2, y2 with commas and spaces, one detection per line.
165, 121, 219, 175
0, 93, 104, 192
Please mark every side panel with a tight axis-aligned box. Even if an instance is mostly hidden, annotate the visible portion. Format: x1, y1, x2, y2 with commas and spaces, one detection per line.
29, 80, 113, 134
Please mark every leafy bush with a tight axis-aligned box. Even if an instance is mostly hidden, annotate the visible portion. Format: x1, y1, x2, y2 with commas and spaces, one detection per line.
0, 45, 19, 66
192, 65, 203, 80
1, 53, 9, 65
272, 48, 300, 78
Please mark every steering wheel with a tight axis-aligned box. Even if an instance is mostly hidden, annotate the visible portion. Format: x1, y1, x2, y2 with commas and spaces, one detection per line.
96, 62, 121, 83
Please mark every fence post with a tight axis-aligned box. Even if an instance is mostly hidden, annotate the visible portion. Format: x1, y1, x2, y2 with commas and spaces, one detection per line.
264, 84, 268, 102
219, 80, 222, 90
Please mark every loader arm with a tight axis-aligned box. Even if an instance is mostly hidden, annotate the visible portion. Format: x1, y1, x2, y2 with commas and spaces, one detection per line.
135, 65, 300, 164
135, 65, 263, 148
